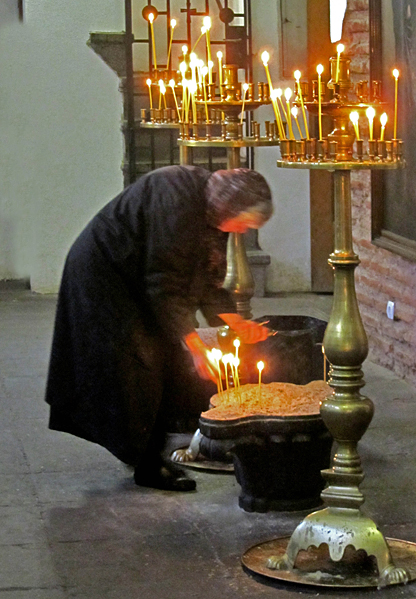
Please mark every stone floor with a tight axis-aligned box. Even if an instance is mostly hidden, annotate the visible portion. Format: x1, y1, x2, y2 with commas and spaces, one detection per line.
1, 287, 416, 598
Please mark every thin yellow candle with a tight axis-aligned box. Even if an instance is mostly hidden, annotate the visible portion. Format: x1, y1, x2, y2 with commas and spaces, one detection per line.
232, 356, 241, 404
189, 81, 197, 123
291, 106, 303, 138
284, 87, 295, 140
217, 51, 223, 88
202, 66, 210, 122
335, 43, 345, 83
380, 112, 388, 141
240, 83, 249, 125
233, 338, 240, 361
270, 89, 285, 139
166, 18, 177, 72
146, 78, 153, 109
169, 80, 181, 121
294, 70, 309, 139
393, 68, 399, 139
212, 348, 223, 393
160, 80, 167, 109
191, 26, 206, 53
270, 89, 286, 139
148, 13, 158, 74
179, 61, 187, 122
261, 51, 274, 98
322, 345, 326, 383
257, 361, 264, 402
317, 64, 324, 141
208, 60, 214, 88
222, 354, 230, 399
182, 45, 188, 60
203, 16, 213, 82
349, 111, 360, 140
366, 106, 376, 141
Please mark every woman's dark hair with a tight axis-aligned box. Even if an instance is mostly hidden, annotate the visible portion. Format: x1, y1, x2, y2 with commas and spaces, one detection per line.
205, 168, 273, 227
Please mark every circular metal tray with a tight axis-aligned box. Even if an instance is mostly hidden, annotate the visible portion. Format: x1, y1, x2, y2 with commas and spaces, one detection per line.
242, 536, 416, 588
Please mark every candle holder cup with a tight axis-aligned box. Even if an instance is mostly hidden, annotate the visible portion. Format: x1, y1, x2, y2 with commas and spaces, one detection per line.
306, 138, 316, 161
280, 139, 291, 160
355, 139, 364, 161
378, 140, 387, 161
368, 139, 378, 161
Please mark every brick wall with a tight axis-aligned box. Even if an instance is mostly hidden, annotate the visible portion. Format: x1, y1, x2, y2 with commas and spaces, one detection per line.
343, 0, 416, 387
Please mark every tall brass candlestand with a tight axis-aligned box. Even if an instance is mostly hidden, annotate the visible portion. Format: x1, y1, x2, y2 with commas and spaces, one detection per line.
178, 65, 279, 318
241, 159, 416, 588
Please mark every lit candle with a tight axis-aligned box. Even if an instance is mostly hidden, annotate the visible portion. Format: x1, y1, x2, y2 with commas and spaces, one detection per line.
294, 70, 309, 139
257, 361, 264, 402
166, 18, 177, 72
380, 112, 388, 141
366, 106, 376, 141
146, 78, 153, 110
291, 106, 303, 138
316, 64, 324, 141
270, 89, 286, 139
233, 338, 240, 361
169, 79, 181, 121
284, 87, 295, 140
179, 61, 187, 122
203, 16, 213, 83
217, 51, 223, 89
148, 13, 158, 74
261, 51, 274, 99
349, 111, 360, 140
212, 348, 224, 393
335, 43, 345, 83
201, 65, 210, 122
240, 83, 249, 125
393, 68, 399, 139
182, 45, 188, 61
222, 354, 231, 398
158, 80, 167, 110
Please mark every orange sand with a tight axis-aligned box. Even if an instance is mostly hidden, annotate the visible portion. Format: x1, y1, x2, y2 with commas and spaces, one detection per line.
202, 380, 332, 420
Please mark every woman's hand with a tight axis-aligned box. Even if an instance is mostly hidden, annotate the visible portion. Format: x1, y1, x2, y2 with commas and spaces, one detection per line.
184, 332, 217, 382
218, 313, 268, 344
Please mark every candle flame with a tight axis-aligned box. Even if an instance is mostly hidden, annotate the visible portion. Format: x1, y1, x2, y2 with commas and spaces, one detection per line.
148, 13, 154, 23
393, 68, 400, 79
349, 111, 359, 125
208, 60, 214, 69
284, 87, 292, 101
337, 43, 345, 53
201, 66, 208, 76
380, 112, 388, 127
203, 16, 211, 30
233, 339, 240, 348
190, 52, 197, 62
170, 18, 177, 28
217, 50, 223, 59
200, 26, 206, 34
211, 348, 222, 360
366, 106, 376, 120
232, 357, 240, 368
270, 89, 278, 100
317, 64, 324, 75
242, 83, 249, 92
291, 106, 298, 118
146, 78, 152, 87
169, 79, 175, 87
179, 61, 187, 74
182, 45, 188, 54
276, 88, 283, 98
257, 361, 264, 372
261, 51, 270, 66
294, 69, 301, 81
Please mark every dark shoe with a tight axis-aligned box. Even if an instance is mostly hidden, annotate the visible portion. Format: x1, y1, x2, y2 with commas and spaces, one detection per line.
134, 462, 196, 492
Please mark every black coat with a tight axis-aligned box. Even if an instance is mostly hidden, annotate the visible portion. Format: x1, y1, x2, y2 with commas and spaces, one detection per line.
45, 165, 235, 465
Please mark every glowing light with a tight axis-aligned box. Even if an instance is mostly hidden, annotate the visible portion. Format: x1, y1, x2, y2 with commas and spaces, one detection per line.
366, 106, 376, 141
380, 112, 388, 141
349, 111, 360, 140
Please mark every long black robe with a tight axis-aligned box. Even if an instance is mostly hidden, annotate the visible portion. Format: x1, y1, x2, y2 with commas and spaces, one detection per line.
45, 165, 235, 465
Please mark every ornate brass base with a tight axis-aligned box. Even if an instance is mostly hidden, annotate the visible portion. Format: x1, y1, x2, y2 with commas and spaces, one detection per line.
242, 536, 416, 588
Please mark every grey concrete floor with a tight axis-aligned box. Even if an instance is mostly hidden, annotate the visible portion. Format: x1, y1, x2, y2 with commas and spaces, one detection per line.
1, 287, 416, 598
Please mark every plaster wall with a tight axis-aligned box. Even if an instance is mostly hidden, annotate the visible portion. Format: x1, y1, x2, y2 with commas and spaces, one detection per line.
0, 0, 124, 291
250, 0, 312, 292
